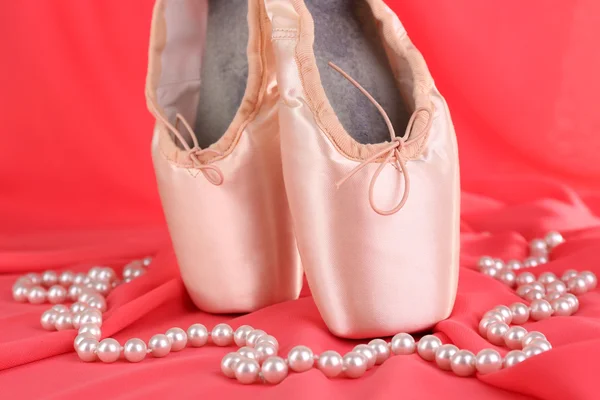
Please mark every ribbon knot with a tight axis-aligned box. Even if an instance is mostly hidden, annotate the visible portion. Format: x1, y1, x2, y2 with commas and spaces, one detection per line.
170, 113, 224, 186
329, 62, 432, 216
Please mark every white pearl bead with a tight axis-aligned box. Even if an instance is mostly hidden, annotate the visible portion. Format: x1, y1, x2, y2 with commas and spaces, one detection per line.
516, 272, 536, 286
504, 326, 528, 349
27, 286, 47, 304
478, 317, 498, 337
538, 272, 557, 285
567, 276, 588, 295
478, 256, 495, 271
523, 289, 545, 301
40, 310, 58, 330
482, 267, 499, 278
551, 298, 573, 316
353, 344, 377, 369
516, 285, 533, 298
93, 282, 111, 296
25, 273, 42, 285
12, 283, 29, 302
79, 309, 102, 326
73, 273, 87, 285
482, 310, 505, 323
486, 322, 509, 345
530, 238, 547, 253
52, 305, 69, 314
255, 342, 278, 363
256, 335, 279, 350
528, 338, 552, 352
72, 312, 83, 330
238, 346, 260, 360
165, 327, 187, 351
450, 350, 476, 377
390, 333, 415, 355
545, 292, 562, 302
74, 333, 94, 347
494, 305, 513, 324
78, 323, 101, 339
211, 323, 233, 346
544, 231, 564, 248
221, 352, 242, 378
261, 356, 288, 384
417, 335, 441, 361
579, 271, 597, 290
76, 337, 99, 362
235, 358, 260, 384
530, 299, 553, 321
536, 255, 548, 265
523, 257, 539, 268
561, 293, 579, 312
545, 280, 567, 294
187, 324, 208, 347
287, 345, 314, 372
88, 267, 104, 280
497, 270, 516, 287
506, 260, 523, 270
245, 329, 266, 347
123, 338, 147, 362
509, 302, 530, 324
42, 271, 59, 287
523, 345, 543, 358
317, 351, 344, 378
68, 285, 83, 301
55, 313, 73, 330
343, 352, 368, 378
494, 259, 505, 270
368, 339, 390, 365
522, 332, 546, 347
504, 350, 526, 367
475, 349, 502, 374
123, 261, 145, 279
530, 282, 545, 293
47, 285, 67, 304
96, 268, 116, 283
59, 271, 75, 286
97, 338, 121, 363
561, 269, 578, 282
70, 302, 88, 313
149, 334, 171, 357
435, 344, 458, 371
233, 325, 254, 347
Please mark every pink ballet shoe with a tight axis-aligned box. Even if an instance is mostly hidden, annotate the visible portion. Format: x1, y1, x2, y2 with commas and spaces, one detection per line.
265, 0, 460, 338
145, 0, 302, 313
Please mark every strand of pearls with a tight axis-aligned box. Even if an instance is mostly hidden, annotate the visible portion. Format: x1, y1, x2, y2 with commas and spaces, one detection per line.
10, 231, 597, 384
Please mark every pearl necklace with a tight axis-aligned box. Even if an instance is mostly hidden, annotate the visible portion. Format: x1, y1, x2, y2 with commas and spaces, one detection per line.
11, 231, 597, 384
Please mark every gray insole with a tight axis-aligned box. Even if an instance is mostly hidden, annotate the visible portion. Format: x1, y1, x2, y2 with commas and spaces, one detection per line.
306, 0, 409, 143
195, 0, 249, 148
194, 0, 408, 147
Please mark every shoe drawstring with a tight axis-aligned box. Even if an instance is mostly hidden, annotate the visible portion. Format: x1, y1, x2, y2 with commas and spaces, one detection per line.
170, 113, 224, 185
329, 62, 432, 216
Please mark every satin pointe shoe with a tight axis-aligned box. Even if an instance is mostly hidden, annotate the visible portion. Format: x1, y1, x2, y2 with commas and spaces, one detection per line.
265, 0, 460, 338
145, 0, 302, 313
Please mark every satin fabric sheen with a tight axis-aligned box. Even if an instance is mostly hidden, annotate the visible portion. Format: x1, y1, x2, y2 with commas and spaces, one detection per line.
267, 0, 460, 338
1, 0, 599, 399
150, 0, 302, 313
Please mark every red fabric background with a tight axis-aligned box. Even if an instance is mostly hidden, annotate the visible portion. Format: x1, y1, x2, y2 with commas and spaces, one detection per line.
1, 1, 599, 399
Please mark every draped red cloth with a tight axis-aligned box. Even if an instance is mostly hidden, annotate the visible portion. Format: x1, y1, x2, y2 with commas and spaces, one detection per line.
0, 1, 599, 398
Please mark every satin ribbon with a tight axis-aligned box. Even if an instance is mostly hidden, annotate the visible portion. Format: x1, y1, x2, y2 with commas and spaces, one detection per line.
148, 97, 224, 185
330, 62, 432, 216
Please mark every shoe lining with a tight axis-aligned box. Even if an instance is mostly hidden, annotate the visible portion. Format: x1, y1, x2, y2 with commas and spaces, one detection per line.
193, 0, 250, 149
304, 0, 410, 144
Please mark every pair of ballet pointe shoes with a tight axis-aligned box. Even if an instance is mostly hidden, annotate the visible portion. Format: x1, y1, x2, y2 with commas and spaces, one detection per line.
145, 0, 460, 339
